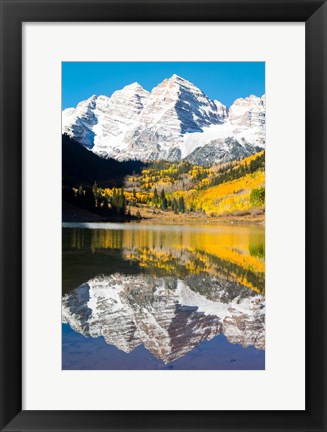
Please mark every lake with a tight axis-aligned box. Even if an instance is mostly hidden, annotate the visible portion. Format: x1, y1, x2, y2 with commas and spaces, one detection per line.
62, 222, 265, 370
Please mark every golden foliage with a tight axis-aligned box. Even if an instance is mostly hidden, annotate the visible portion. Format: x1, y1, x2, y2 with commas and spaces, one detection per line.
188, 171, 265, 216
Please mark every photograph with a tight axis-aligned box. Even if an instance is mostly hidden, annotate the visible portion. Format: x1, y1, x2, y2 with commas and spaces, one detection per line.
2, 0, 327, 427
62, 61, 266, 370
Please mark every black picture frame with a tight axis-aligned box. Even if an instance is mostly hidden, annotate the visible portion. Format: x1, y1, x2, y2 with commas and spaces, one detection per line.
1, 0, 326, 431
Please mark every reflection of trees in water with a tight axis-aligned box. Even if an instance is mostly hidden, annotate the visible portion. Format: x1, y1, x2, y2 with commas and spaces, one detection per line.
194, 250, 265, 294
63, 226, 265, 293
248, 231, 265, 259
123, 247, 264, 294
249, 242, 265, 259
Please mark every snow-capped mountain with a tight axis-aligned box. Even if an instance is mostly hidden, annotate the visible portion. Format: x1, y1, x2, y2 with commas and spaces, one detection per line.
62, 74, 265, 165
62, 273, 265, 363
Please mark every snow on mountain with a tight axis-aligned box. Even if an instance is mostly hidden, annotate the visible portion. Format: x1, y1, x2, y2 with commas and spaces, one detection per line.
62, 273, 265, 363
138, 74, 226, 132
62, 95, 99, 149
228, 94, 266, 149
92, 83, 149, 158
62, 75, 265, 165
214, 99, 229, 119
229, 94, 265, 128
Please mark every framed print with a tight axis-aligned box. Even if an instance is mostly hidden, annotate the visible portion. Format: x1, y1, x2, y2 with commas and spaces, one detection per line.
0, 0, 326, 431
61, 61, 266, 372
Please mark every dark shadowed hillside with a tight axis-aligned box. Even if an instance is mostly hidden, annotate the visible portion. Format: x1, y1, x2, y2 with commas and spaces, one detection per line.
62, 134, 145, 187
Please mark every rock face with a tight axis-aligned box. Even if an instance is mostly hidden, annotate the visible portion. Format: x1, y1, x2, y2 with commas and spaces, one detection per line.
92, 83, 149, 158
185, 137, 262, 166
62, 74, 265, 165
62, 95, 98, 149
229, 94, 266, 147
62, 274, 265, 363
138, 74, 225, 133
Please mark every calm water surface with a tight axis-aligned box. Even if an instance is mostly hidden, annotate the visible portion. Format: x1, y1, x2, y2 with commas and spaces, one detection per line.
62, 222, 265, 370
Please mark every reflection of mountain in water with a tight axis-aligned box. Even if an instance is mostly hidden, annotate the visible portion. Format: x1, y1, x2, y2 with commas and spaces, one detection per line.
62, 274, 265, 363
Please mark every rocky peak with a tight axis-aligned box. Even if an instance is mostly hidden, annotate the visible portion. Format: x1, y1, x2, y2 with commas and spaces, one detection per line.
163, 74, 199, 91
73, 94, 98, 114
139, 74, 224, 133
229, 95, 265, 127
62, 95, 99, 149
110, 82, 149, 105
62, 75, 265, 164
224, 94, 265, 150
123, 81, 144, 91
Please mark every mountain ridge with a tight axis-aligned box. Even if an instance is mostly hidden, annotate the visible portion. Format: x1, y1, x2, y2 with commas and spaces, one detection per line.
62, 74, 265, 165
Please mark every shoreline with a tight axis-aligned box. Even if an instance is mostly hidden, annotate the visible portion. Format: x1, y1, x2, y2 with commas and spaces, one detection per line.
62, 214, 265, 226
129, 208, 264, 225
63, 200, 265, 226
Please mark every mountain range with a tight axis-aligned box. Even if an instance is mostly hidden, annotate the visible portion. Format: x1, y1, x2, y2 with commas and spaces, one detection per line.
62, 274, 265, 363
62, 74, 265, 165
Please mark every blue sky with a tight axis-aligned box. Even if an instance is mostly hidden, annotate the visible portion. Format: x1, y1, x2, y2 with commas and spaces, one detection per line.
62, 62, 265, 110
